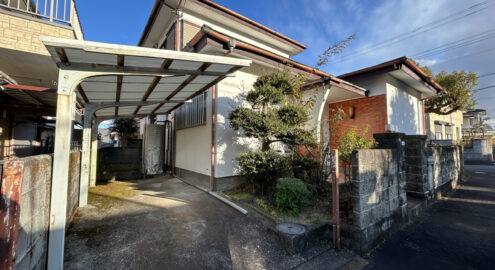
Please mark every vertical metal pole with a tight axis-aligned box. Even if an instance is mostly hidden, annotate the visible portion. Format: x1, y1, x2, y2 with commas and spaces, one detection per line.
63, 0, 66, 21
79, 106, 94, 207
47, 91, 75, 270
331, 149, 340, 250
49, 0, 54, 21
69, 0, 74, 24
210, 85, 216, 191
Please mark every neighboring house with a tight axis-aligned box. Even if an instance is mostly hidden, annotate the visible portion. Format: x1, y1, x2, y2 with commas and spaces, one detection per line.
463, 109, 494, 137
138, 0, 365, 190
98, 128, 120, 148
330, 57, 443, 144
0, 0, 84, 159
425, 111, 463, 142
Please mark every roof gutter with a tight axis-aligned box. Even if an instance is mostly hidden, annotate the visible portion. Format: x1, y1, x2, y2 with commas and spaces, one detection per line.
139, 0, 187, 46
339, 57, 443, 93
187, 26, 333, 79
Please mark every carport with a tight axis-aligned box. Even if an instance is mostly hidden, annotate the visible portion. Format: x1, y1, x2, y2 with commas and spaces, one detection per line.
39, 36, 251, 269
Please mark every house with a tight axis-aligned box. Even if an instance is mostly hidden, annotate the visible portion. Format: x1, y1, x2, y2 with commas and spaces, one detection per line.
323, 57, 443, 145
0, 0, 84, 159
138, 0, 366, 190
425, 111, 463, 142
463, 109, 494, 137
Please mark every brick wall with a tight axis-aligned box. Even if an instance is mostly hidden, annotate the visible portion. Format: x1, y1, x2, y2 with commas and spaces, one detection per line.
329, 95, 387, 148
0, 12, 75, 55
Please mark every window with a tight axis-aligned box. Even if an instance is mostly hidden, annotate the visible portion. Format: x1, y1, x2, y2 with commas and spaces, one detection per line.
445, 125, 453, 140
175, 91, 207, 130
435, 124, 443, 140
456, 127, 460, 141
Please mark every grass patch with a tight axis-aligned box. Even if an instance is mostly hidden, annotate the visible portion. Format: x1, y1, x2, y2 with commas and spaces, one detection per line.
90, 180, 140, 198
88, 180, 141, 211
224, 190, 255, 200
461, 172, 472, 182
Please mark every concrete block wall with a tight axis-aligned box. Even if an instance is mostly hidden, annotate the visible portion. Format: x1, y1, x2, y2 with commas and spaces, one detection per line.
404, 135, 430, 197
15, 155, 52, 270
350, 148, 407, 254
429, 146, 462, 196
0, 152, 80, 270
0, 11, 75, 55
464, 139, 493, 164
404, 135, 463, 198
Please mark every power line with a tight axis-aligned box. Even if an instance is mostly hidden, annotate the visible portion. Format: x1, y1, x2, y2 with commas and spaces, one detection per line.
479, 72, 495, 78
413, 29, 495, 59
425, 47, 495, 66
328, 0, 495, 64
475, 85, 495, 91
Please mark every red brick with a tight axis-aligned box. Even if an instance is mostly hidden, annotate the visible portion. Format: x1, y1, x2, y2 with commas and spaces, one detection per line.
329, 95, 387, 148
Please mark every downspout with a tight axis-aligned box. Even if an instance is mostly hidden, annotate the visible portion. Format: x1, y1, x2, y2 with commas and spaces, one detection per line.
171, 4, 183, 175
8, 110, 13, 158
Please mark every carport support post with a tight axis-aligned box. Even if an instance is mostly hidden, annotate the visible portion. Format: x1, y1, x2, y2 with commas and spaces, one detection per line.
90, 118, 99, 187
47, 89, 76, 270
79, 104, 96, 207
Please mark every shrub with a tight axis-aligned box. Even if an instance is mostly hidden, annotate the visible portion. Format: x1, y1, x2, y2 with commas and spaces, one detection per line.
237, 150, 291, 193
275, 178, 311, 214
290, 154, 319, 183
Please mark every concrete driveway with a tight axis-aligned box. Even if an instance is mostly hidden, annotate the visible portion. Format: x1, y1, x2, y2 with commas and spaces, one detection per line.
364, 164, 495, 270
64, 176, 361, 270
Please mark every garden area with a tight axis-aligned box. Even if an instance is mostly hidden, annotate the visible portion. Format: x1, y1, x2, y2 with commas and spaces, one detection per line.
222, 71, 374, 227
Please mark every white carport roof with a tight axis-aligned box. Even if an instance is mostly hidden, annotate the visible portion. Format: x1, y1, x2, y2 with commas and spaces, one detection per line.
40, 37, 251, 117
40, 37, 251, 269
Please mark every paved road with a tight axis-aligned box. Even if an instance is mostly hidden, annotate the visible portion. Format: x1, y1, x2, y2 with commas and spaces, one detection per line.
365, 164, 495, 270
64, 176, 360, 270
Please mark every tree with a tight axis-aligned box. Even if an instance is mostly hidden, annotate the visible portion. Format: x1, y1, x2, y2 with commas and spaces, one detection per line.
316, 34, 357, 67
415, 61, 478, 115
228, 71, 317, 193
109, 118, 138, 147
229, 71, 316, 152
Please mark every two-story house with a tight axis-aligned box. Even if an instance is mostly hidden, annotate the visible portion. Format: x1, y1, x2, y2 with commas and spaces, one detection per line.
463, 109, 494, 137
0, 0, 84, 159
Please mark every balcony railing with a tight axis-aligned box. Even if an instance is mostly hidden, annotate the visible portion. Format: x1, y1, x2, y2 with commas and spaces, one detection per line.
0, 0, 75, 25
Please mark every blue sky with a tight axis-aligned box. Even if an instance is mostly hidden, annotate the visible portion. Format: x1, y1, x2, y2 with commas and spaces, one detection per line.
77, 0, 495, 124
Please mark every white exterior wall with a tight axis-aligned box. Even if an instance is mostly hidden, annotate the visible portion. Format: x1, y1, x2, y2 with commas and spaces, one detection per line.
182, 13, 290, 58
385, 76, 423, 135
215, 69, 261, 178
344, 73, 424, 135
175, 91, 212, 176
301, 86, 329, 143
348, 74, 388, 97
